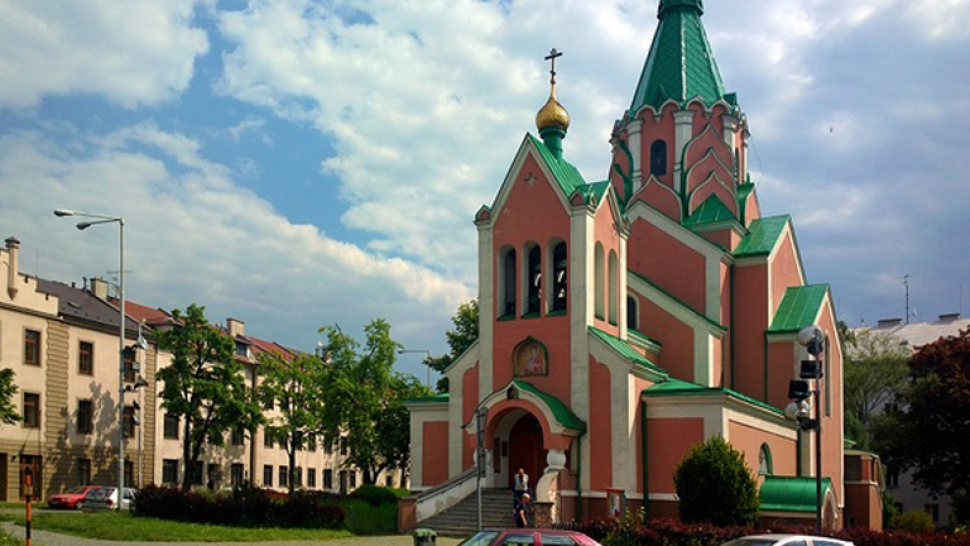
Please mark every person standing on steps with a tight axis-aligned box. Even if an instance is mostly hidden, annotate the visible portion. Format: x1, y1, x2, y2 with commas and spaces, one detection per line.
513, 467, 529, 505
514, 493, 530, 528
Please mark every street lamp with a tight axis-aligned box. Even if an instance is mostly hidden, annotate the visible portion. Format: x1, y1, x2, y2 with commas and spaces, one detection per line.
786, 324, 826, 534
55, 208, 128, 499
398, 349, 433, 388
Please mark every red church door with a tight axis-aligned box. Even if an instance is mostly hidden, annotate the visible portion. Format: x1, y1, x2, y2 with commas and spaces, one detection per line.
507, 414, 544, 490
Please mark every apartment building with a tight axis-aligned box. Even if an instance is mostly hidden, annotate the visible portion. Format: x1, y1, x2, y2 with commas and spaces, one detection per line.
0, 236, 399, 501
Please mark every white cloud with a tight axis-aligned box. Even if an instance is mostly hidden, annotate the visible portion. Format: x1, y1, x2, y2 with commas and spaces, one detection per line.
0, 123, 472, 352
0, 0, 209, 109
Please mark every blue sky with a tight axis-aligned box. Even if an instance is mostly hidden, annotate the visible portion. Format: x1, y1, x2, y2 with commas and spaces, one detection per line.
2, 0, 968, 381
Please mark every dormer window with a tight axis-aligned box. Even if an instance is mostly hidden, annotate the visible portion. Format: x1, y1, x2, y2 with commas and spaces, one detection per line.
650, 140, 667, 176
235, 341, 248, 357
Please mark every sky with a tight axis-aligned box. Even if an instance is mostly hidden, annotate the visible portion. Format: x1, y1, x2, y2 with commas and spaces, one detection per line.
1, 0, 968, 381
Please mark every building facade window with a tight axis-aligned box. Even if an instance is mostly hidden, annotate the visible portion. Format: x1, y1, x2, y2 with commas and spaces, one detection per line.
77, 458, 92, 486
231, 428, 245, 446
163, 413, 179, 439
78, 341, 94, 375
125, 460, 134, 487
308, 434, 317, 452
526, 244, 542, 315
627, 296, 638, 331
264, 429, 275, 448
208, 464, 221, 489
123, 405, 136, 438
650, 139, 667, 176
551, 242, 567, 313
193, 461, 204, 486
262, 464, 273, 487
77, 399, 93, 434
758, 444, 773, 475
608, 250, 619, 325
279, 466, 289, 488
123, 349, 136, 383
231, 463, 244, 487
385, 474, 394, 487
293, 467, 302, 488
502, 248, 517, 318
23, 392, 40, 428
307, 468, 316, 488
925, 503, 940, 525
323, 469, 333, 490
162, 460, 178, 484
340, 437, 348, 456
24, 329, 40, 366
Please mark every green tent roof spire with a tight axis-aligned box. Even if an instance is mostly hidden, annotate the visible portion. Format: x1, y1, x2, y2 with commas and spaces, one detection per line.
629, 0, 728, 113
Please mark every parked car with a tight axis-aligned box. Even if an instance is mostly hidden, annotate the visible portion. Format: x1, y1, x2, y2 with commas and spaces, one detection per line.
721, 535, 854, 546
459, 529, 603, 545
46, 485, 100, 509
80, 486, 137, 511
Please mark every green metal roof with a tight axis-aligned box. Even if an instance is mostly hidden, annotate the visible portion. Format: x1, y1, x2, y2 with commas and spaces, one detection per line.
628, 270, 727, 331
406, 393, 450, 404
769, 284, 829, 333
642, 378, 784, 416
514, 380, 586, 432
682, 194, 737, 227
589, 327, 668, 376
630, 0, 728, 112
733, 215, 789, 257
528, 134, 587, 199
760, 476, 832, 513
628, 329, 663, 351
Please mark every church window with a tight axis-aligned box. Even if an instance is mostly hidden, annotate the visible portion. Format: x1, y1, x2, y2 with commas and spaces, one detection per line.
526, 245, 542, 315
594, 243, 605, 319
758, 444, 773, 475
608, 250, 619, 325
650, 140, 667, 176
627, 296, 638, 330
551, 242, 567, 313
501, 248, 517, 318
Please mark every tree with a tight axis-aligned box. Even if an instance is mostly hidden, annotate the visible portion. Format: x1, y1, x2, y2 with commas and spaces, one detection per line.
156, 305, 264, 491
258, 352, 326, 494
0, 368, 19, 425
874, 329, 970, 523
673, 435, 759, 526
425, 299, 479, 392
843, 329, 910, 449
318, 319, 431, 484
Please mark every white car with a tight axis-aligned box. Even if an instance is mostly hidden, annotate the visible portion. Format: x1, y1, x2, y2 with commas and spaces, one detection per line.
80, 486, 137, 511
721, 535, 854, 546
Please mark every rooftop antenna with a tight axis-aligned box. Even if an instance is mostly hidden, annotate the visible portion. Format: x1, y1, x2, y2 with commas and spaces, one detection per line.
902, 274, 911, 324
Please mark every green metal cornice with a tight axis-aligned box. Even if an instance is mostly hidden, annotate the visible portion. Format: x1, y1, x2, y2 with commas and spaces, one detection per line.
630, 0, 727, 113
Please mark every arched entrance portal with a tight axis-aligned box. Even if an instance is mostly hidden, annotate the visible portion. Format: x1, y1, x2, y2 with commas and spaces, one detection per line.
507, 413, 544, 489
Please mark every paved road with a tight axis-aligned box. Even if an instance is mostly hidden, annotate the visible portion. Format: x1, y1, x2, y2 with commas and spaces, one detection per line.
2, 522, 464, 546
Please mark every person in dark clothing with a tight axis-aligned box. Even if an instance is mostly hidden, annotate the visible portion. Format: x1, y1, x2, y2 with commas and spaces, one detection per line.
513, 493, 530, 528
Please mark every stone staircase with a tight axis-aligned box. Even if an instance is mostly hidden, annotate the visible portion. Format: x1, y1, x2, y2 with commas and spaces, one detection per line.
419, 488, 515, 537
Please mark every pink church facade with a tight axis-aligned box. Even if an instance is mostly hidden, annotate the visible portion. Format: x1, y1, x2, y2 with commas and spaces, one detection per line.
408, 0, 869, 530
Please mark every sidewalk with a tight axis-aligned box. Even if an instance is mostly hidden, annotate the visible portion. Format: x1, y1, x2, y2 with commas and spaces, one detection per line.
2, 522, 463, 546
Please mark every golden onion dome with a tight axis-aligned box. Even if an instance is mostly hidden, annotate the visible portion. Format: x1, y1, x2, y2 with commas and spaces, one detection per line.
536, 85, 570, 132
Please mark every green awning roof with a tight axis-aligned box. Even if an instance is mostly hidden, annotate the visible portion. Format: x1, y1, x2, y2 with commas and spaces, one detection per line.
643, 378, 784, 416
514, 380, 586, 432
734, 215, 789, 257
760, 476, 832, 513
769, 284, 829, 333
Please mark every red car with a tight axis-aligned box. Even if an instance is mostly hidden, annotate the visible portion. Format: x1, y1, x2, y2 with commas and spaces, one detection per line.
459, 529, 603, 545
47, 485, 100, 509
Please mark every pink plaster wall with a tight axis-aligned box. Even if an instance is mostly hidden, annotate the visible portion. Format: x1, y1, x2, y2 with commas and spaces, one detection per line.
634, 379, 653, 493
726, 419, 797, 477
462, 364, 479, 426
770, 232, 801, 315
627, 219, 706, 313
589, 357, 612, 491
719, 262, 732, 388
636, 105, 678, 190
647, 418, 704, 494
636, 295, 695, 381
633, 181, 682, 221
594, 201, 623, 336
766, 341, 795, 409
732, 263, 768, 398
818, 303, 844, 509
422, 421, 449, 487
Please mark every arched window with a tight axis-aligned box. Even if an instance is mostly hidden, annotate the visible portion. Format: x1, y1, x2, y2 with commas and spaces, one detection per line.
552, 242, 568, 313
758, 444, 773, 475
526, 245, 542, 315
650, 140, 667, 176
627, 296, 637, 331
608, 250, 619, 325
594, 243, 605, 319
502, 248, 516, 318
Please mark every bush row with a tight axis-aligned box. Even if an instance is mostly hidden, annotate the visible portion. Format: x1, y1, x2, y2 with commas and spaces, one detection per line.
568, 516, 970, 546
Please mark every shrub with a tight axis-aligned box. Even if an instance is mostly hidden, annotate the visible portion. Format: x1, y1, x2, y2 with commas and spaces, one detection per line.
673, 435, 759, 527
888, 510, 936, 533
352, 484, 400, 506
342, 498, 398, 534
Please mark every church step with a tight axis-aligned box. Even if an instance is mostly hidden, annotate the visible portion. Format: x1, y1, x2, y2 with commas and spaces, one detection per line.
418, 488, 522, 536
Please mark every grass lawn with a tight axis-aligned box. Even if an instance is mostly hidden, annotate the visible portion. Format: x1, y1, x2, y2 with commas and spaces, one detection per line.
0, 528, 22, 546
0, 511, 356, 542
0, 504, 23, 510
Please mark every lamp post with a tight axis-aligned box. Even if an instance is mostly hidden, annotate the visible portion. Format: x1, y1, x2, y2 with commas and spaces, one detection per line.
55, 208, 127, 499
398, 349, 433, 389
786, 324, 826, 534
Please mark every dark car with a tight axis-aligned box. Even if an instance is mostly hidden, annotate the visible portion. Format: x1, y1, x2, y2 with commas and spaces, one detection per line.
46, 485, 100, 509
459, 529, 603, 545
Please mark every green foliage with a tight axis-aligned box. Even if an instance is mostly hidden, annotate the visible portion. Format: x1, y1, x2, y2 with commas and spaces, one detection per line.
341, 498, 398, 534
882, 487, 899, 526
352, 484, 400, 506
426, 298, 479, 392
0, 368, 19, 425
888, 510, 936, 533
874, 328, 970, 522
155, 304, 265, 490
318, 319, 431, 484
0, 527, 22, 546
258, 352, 327, 493
673, 435, 759, 527
843, 329, 909, 450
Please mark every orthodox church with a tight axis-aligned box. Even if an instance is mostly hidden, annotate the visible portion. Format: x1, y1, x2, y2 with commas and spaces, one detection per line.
407, 0, 870, 530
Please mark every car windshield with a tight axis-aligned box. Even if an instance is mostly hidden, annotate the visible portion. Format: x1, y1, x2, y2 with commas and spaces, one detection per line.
459, 532, 500, 546
89, 488, 114, 500
721, 540, 780, 546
